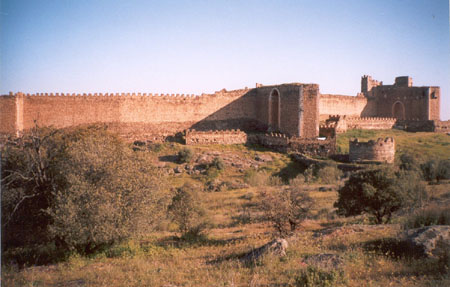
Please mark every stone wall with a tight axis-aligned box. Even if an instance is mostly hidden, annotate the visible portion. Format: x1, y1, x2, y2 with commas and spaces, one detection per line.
344, 116, 396, 130
349, 137, 395, 163
185, 129, 247, 145
255, 83, 319, 138
0, 94, 17, 135
319, 94, 376, 120
0, 83, 319, 139
248, 133, 336, 157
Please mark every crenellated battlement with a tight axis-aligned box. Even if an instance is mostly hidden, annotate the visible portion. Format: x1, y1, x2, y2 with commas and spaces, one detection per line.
349, 137, 395, 163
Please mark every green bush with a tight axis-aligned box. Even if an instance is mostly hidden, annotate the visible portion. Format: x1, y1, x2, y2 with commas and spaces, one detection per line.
399, 153, 420, 171
316, 165, 342, 184
420, 159, 450, 183
295, 266, 346, 287
2, 126, 168, 253
177, 147, 193, 163
335, 168, 407, 224
210, 157, 225, 170
404, 206, 450, 229
167, 184, 208, 237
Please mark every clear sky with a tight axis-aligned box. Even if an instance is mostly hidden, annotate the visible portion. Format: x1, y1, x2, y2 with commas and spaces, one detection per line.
1, 0, 449, 119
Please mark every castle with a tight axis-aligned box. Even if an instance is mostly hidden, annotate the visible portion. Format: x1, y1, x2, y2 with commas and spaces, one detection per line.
0, 76, 446, 146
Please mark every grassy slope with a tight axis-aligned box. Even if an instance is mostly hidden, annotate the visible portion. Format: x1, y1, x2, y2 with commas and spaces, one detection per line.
3, 131, 450, 286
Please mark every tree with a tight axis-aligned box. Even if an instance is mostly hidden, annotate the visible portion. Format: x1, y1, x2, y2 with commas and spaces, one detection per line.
167, 183, 207, 237
334, 168, 405, 224
259, 187, 312, 237
2, 125, 168, 252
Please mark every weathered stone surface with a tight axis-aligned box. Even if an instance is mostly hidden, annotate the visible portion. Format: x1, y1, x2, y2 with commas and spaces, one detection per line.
349, 137, 395, 163
404, 225, 450, 258
302, 253, 344, 270
240, 238, 288, 263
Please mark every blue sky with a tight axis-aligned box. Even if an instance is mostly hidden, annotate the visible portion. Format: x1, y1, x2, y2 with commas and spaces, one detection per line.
1, 0, 449, 119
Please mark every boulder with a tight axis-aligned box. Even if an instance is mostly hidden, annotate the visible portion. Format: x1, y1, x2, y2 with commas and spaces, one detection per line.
404, 225, 450, 258
240, 238, 288, 263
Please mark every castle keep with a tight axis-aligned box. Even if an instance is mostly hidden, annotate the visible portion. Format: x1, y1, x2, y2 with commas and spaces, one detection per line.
0, 76, 444, 142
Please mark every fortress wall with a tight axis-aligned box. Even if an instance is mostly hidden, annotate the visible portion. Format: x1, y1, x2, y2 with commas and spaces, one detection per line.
12, 90, 256, 135
319, 94, 371, 119
255, 84, 319, 138
428, 87, 440, 120
0, 95, 18, 134
373, 86, 430, 120
301, 85, 320, 138
22, 94, 122, 130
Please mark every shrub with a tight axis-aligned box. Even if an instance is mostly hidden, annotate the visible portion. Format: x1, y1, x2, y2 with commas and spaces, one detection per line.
316, 165, 342, 184
210, 157, 225, 170
334, 168, 406, 224
399, 153, 419, 171
245, 170, 270, 187
436, 159, 450, 182
404, 206, 450, 229
295, 266, 346, 287
289, 174, 306, 186
48, 129, 168, 252
167, 184, 208, 237
421, 159, 438, 182
2, 126, 168, 253
177, 147, 193, 163
259, 187, 312, 237
420, 159, 450, 183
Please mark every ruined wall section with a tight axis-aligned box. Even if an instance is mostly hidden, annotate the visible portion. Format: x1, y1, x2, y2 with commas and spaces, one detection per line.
349, 137, 395, 163
185, 129, 247, 145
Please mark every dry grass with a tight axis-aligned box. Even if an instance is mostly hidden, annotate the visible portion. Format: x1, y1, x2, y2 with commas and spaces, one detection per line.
3, 142, 450, 286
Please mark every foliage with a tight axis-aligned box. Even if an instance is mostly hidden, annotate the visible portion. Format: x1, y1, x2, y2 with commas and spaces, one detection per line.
420, 159, 450, 183
404, 206, 450, 229
295, 266, 346, 287
210, 157, 225, 170
48, 129, 167, 252
316, 165, 342, 184
177, 147, 193, 163
244, 170, 280, 187
259, 187, 312, 237
398, 152, 419, 171
1, 126, 167, 253
167, 184, 208, 237
421, 159, 439, 182
334, 168, 406, 224
1, 126, 66, 247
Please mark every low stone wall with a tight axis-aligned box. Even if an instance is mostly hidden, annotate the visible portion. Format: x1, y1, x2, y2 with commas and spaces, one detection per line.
185, 129, 247, 145
248, 133, 336, 157
349, 137, 395, 163
289, 137, 336, 157
345, 116, 396, 130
